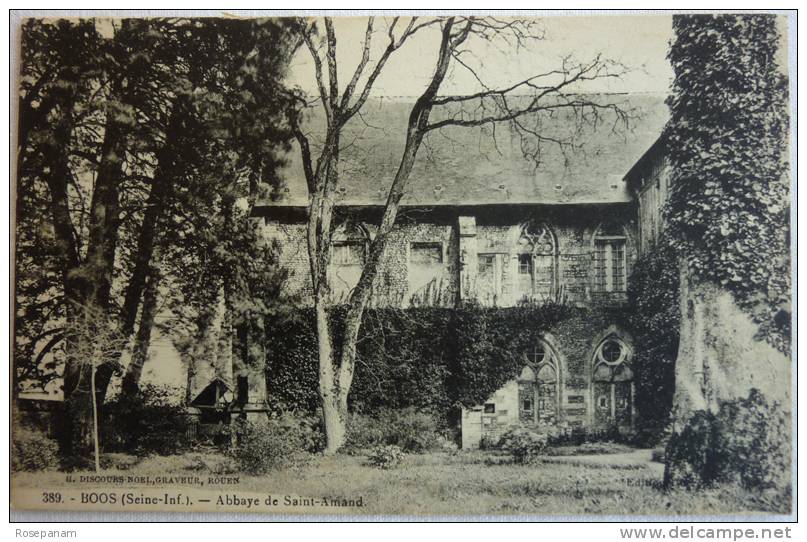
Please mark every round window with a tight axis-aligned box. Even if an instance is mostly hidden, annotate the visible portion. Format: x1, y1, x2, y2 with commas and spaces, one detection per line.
600, 340, 624, 365
523, 344, 549, 365
532, 344, 547, 364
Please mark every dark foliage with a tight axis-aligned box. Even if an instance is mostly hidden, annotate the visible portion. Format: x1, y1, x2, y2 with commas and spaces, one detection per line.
14, 18, 301, 459
229, 413, 322, 474
12, 426, 60, 472
344, 407, 448, 454
264, 304, 600, 421
665, 14, 790, 352
497, 427, 550, 464
366, 445, 405, 469
627, 238, 680, 445
665, 389, 791, 501
101, 385, 189, 455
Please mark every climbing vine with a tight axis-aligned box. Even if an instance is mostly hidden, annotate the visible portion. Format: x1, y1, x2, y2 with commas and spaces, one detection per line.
665, 14, 790, 353
627, 237, 680, 443
263, 304, 622, 421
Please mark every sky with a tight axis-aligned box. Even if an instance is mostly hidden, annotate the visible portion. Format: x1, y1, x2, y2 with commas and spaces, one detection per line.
286, 15, 676, 99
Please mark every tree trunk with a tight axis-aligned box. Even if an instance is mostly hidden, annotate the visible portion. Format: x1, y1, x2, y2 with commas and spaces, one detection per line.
665, 257, 792, 488
118, 177, 167, 338
316, 299, 346, 454
66, 81, 130, 411
303, 20, 461, 453
58, 367, 95, 460
91, 365, 101, 473
121, 264, 160, 396
670, 258, 791, 430
42, 102, 91, 458
118, 97, 185, 339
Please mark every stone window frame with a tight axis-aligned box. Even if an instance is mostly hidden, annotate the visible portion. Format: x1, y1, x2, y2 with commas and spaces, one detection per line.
517, 253, 533, 275
478, 253, 496, 275
517, 337, 564, 424
592, 222, 629, 294
593, 336, 631, 369
331, 222, 370, 266
514, 221, 558, 299
332, 241, 366, 266
409, 241, 445, 265
589, 330, 635, 428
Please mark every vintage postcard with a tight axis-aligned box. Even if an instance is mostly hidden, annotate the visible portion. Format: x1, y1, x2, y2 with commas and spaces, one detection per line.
10, 11, 795, 519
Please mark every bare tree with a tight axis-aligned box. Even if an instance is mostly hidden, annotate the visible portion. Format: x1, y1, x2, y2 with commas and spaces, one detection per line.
62, 303, 128, 472
289, 16, 633, 453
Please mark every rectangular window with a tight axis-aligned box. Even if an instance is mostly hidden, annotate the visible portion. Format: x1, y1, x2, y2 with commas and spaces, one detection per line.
611, 242, 625, 292
333, 242, 364, 266
410, 242, 443, 265
237, 376, 248, 404
518, 253, 532, 275
478, 254, 495, 275
594, 239, 626, 292
484, 403, 496, 414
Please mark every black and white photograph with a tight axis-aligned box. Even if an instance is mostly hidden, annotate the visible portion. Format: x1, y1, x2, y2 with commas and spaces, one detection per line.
9, 10, 795, 520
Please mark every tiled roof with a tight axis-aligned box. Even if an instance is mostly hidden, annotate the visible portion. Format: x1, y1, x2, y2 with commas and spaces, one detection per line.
257, 93, 668, 209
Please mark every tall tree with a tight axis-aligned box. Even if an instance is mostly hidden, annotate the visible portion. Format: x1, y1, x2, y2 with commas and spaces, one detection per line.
663, 13, 790, 468
14, 17, 299, 457
290, 16, 633, 452
148, 18, 299, 399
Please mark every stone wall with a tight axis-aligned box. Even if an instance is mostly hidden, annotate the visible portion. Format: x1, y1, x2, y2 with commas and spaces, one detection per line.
459, 311, 636, 449
258, 204, 642, 448
258, 203, 638, 310
629, 144, 671, 253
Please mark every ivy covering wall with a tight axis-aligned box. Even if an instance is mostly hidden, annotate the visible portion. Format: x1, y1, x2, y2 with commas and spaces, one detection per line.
664, 14, 790, 353
662, 15, 792, 499
627, 238, 680, 443
264, 305, 630, 421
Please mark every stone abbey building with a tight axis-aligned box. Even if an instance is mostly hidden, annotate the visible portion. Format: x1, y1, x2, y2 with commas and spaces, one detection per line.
244, 95, 669, 448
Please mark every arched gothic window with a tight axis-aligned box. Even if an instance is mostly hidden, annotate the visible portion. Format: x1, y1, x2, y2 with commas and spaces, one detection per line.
592, 336, 634, 429
515, 222, 556, 301
517, 340, 560, 424
332, 222, 368, 266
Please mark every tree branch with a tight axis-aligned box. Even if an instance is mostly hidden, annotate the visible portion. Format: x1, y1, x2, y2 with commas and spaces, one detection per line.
340, 17, 375, 110
303, 24, 332, 122
323, 18, 340, 114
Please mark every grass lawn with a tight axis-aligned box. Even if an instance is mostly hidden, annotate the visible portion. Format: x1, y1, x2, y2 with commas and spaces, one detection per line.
12, 448, 789, 517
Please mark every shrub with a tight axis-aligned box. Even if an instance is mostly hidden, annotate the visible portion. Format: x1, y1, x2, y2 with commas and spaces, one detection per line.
230, 413, 319, 474
344, 407, 444, 453
344, 412, 387, 452
479, 434, 499, 450
102, 384, 189, 455
183, 453, 239, 474
367, 445, 405, 469
12, 426, 59, 472
665, 389, 791, 494
535, 424, 625, 447
498, 427, 549, 464
99, 453, 142, 470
